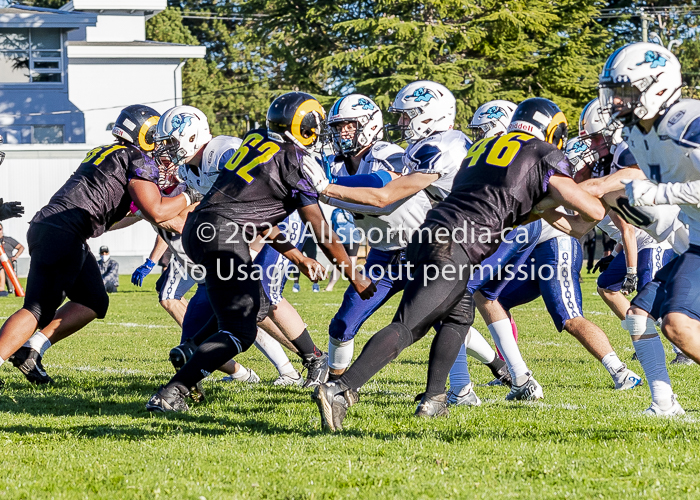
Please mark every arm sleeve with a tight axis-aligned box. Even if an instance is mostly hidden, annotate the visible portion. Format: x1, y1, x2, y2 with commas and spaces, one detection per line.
333, 171, 393, 188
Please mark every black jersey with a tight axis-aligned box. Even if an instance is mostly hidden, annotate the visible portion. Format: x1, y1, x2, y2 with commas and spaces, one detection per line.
31, 143, 160, 240
425, 132, 571, 264
195, 128, 318, 230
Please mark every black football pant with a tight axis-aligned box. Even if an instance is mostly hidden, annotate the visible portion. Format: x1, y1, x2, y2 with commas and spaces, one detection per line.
340, 223, 476, 398
171, 212, 264, 389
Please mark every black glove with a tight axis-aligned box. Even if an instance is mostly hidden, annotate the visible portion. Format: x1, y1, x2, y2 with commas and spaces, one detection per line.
0, 199, 24, 221
184, 185, 203, 204
592, 254, 614, 274
621, 273, 638, 296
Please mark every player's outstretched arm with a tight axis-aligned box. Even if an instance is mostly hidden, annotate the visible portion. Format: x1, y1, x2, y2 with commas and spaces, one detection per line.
323, 172, 439, 208
128, 179, 189, 224
546, 174, 607, 222
298, 203, 376, 299
578, 165, 646, 198
155, 203, 198, 234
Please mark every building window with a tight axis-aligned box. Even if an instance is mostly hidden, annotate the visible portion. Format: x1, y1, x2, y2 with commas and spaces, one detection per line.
0, 29, 63, 84
33, 125, 63, 144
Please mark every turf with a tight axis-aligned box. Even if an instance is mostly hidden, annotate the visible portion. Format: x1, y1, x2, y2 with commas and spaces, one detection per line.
0, 274, 699, 499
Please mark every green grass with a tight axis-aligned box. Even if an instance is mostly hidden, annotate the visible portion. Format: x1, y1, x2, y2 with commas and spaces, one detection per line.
1, 274, 699, 499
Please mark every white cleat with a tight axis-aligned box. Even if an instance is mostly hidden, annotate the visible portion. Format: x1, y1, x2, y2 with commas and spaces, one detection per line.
643, 395, 685, 417
447, 382, 481, 407
221, 368, 261, 384
612, 365, 643, 390
273, 371, 304, 386
505, 372, 544, 401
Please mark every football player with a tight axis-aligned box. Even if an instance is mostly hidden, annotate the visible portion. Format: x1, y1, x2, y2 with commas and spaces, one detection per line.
2, 105, 199, 385
146, 93, 375, 412
307, 95, 606, 430
319, 94, 509, 405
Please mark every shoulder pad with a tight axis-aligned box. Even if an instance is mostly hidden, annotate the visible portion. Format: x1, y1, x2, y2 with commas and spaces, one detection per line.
657, 99, 700, 146
369, 141, 404, 160
612, 141, 637, 167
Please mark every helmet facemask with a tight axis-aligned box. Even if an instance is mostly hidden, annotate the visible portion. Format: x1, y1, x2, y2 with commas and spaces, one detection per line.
467, 122, 495, 142
599, 80, 648, 127
385, 108, 421, 143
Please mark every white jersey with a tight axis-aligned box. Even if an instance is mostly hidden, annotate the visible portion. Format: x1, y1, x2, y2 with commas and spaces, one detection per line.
624, 99, 700, 248
327, 141, 432, 251
181, 135, 243, 195
402, 129, 471, 203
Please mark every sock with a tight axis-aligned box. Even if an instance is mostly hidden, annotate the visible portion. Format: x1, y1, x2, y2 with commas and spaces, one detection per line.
340, 322, 413, 391
448, 344, 471, 393
253, 328, 294, 376
24, 331, 51, 357
488, 318, 529, 385
465, 326, 496, 364
426, 324, 468, 398
495, 318, 518, 361
601, 352, 625, 376
171, 330, 243, 388
627, 314, 673, 409
230, 365, 251, 380
328, 337, 354, 370
291, 329, 322, 361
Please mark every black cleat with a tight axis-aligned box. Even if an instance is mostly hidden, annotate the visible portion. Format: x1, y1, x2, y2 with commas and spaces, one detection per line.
146, 384, 190, 413
8, 346, 53, 385
313, 381, 358, 432
486, 357, 513, 387
302, 352, 330, 388
169, 340, 197, 372
670, 352, 694, 365
414, 393, 449, 418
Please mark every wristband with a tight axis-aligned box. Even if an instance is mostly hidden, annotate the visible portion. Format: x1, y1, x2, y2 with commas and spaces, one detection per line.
626, 266, 637, 274
183, 192, 192, 206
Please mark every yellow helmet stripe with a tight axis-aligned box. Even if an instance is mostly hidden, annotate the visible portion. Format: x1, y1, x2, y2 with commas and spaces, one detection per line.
291, 99, 325, 146
138, 115, 160, 152
545, 111, 567, 148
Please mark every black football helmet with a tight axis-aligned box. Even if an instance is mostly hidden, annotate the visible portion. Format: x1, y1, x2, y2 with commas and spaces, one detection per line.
112, 104, 161, 153
266, 92, 325, 148
507, 98, 568, 150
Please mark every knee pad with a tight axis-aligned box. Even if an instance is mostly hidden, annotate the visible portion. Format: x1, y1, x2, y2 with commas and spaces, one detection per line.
625, 314, 657, 338
328, 337, 354, 370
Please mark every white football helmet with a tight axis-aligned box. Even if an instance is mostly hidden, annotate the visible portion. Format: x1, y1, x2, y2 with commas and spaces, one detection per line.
598, 42, 682, 126
577, 98, 622, 164
564, 137, 592, 173
326, 94, 384, 156
468, 100, 517, 140
387, 81, 456, 144
154, 105, 213, 166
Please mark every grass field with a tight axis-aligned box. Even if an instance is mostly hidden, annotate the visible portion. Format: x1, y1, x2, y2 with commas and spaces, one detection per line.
1, 273, 699, 499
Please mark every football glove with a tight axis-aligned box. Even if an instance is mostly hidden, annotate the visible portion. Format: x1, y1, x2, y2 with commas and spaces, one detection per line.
623, 179, 658, 207
302, 153, 330, 193
0, 199, 24, 221
621, 272, 638, 296
183, 185, 203, 205
131, 258, 155, 287
592, 254, 614, 274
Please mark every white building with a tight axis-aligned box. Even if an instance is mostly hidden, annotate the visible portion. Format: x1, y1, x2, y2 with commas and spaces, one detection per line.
0, 1, 205, 275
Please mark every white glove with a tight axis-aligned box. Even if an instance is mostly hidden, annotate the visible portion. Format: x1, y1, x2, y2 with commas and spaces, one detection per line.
302, 153, 330, 193
622, 179, 658, 207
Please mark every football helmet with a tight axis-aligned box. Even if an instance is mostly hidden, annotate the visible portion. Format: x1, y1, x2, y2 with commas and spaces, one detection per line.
326, 94, 383, 156
112, 104, 161, 153
598, 42, 682, 126
507, 97, 568, 150
564, 137, 592, 173
267, 92, 325, 149
153, 105, 213, 167
387, 81, 456, 144
578, 98, 622, 164
468, 100, 517, 141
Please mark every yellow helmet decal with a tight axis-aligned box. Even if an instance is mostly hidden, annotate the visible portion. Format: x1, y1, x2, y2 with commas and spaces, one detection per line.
138, 115, 160, 152
545, 111, 567, 149
291, 99, 326, 146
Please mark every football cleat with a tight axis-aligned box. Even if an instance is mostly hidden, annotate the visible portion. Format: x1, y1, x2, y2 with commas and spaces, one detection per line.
220, 368, 260, 384
169, 339, 197, 372
292, 283, 300, 293
670, 352, 694, 365
505, 372, 544, 401
487, 358, 513, 387
273, 371, 304, 386
8, 346, 53, 385
612, 365, 643, 390
643, 395, 685, 417
314, 381, 359, 432
415, 393, 449, 417
302, 352, 329, 388
146, 384, 190, 413
447, 382, 482, 407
